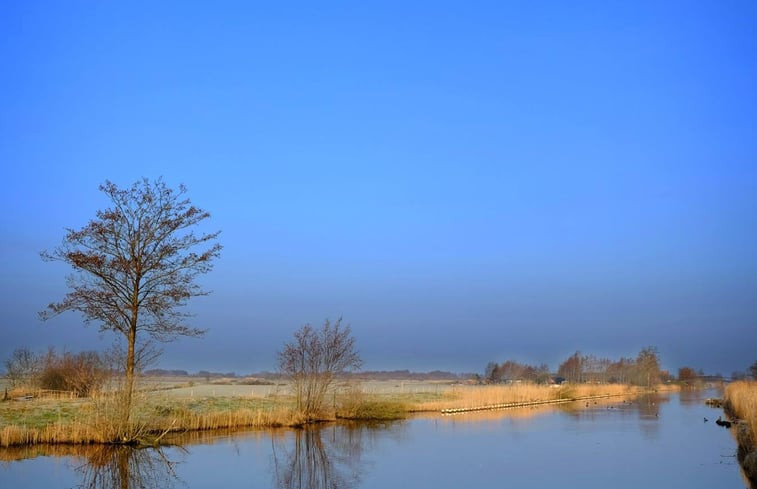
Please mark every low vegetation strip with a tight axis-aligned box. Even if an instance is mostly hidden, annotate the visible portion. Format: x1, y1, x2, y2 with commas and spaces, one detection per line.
724, 381, 757, 485
0, 392, 300, 447
412, 383, 644, 412
0, 405, 301, 447
0, 381, 670, 447
439, 393, 625, 414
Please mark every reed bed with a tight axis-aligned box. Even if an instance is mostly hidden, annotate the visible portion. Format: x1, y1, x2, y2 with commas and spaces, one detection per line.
725, 381, 757, 443
152, 407, 303, 432
0, 393, 303, 447
411, 383, 640, 412
0, 381, 656, 447
0, 421, 106, 447
724, 381, 757, 484
0, 407, 303, 447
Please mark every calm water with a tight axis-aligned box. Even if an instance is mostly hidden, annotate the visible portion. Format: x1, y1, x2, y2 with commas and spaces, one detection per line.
0, 389, 750, 488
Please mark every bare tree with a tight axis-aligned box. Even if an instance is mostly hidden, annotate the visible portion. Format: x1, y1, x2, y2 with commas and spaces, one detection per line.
557, 351, 583, 383
634, 346, 661, 387
678, 366, 698, 382
484, 362, 499, 383
3, 348, 42, 387
278, 318, 362, 418
40, 178, 221, 416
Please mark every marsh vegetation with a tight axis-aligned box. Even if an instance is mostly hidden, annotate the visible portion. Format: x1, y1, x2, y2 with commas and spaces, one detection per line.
724, 381, 757, 485
0, 376, 668, 448
1, 389, 750, 489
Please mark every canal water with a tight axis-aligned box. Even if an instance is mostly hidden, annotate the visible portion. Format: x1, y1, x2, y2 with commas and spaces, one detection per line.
0, 389, 750, 488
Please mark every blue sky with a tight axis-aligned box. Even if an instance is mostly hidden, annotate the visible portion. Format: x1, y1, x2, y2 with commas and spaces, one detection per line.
1, 1, 755, 375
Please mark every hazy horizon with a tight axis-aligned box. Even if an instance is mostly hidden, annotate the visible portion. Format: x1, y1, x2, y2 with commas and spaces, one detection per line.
1, 2, 756, 377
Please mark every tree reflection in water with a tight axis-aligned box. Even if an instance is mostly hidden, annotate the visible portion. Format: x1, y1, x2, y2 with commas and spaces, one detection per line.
75, 445, 181, 489
272, 423, 385, 489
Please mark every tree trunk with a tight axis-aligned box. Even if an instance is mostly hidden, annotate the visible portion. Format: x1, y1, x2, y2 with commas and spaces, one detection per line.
124, 281, 140, 428
118, 448, 130, 489
123, 320, 137, 427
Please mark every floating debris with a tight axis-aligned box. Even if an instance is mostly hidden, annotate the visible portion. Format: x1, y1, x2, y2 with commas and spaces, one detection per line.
705, 398, 723, 408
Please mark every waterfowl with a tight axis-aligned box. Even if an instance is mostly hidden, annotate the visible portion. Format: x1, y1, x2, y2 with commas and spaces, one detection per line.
703, 417, 708, 423
715, 416, 732, 428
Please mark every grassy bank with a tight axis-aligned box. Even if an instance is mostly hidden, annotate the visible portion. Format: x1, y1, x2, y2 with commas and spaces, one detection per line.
0, 394, 302, 447
724, 381, 757, 485
0, 381, 657, 447
410, 383, 644, 412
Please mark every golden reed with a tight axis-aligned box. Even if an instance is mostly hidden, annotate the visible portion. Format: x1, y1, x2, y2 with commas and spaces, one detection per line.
0, 407, 303, 447
725, 381, 757, 442
411, 383, 641, 412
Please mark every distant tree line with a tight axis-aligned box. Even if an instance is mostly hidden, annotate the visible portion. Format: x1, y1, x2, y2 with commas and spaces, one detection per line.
344, 370, 472, 381
483, 347, 671, 387
730, 360, 757, 381
142, 369, 192, 377
678, 366, 725, 382
555, 347, 669, 386
483, 360, 551, 384
681, 360, 757, 382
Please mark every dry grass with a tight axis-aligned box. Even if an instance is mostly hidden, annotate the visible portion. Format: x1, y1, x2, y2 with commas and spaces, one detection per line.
411, 383, 640, 412
151, 406, 304, 432
335, 385, 408, 420
0, 392, 304, 447
0, 406, 304, 447
725, 381, 757, 443
0, 420, 106, 446
0, 380, 659, 447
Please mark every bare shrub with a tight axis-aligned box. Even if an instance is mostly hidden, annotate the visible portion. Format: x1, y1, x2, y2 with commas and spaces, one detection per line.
3, 348, 42, 388
36, 349, 110, 397
278, 318, 362, 418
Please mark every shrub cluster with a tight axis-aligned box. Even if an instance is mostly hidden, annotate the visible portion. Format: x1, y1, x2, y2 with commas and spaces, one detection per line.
4, 348, 109, 397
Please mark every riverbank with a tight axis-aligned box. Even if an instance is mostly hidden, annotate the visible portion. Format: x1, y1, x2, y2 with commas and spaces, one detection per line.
0, 381, 669, 447
724, 380, 757, 486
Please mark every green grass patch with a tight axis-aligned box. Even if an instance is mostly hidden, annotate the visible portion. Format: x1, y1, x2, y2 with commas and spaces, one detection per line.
337, 400, 407, 421
0, 400, 85, 429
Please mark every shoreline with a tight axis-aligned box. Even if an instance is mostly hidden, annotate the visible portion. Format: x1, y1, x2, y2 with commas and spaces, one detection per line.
0, 382, 669, 448
723, 381, 757, 487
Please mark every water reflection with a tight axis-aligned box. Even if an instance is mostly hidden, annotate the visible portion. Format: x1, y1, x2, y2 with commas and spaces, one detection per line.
0, 443, 182, 489
679, 385, 724, 406
271, 423, 401, 489
75, 445, 181, 489
1, 390, 748, 488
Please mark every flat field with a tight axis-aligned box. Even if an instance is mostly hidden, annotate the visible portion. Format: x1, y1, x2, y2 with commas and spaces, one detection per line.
138, 377, 457, 399
0, 377, 650, 447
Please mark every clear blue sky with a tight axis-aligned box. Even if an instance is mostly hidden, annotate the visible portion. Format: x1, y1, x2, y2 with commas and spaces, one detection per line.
1, 1, 755, 375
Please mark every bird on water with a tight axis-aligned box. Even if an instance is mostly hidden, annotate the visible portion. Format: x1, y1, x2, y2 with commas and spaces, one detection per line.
715, 416, 732, 428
